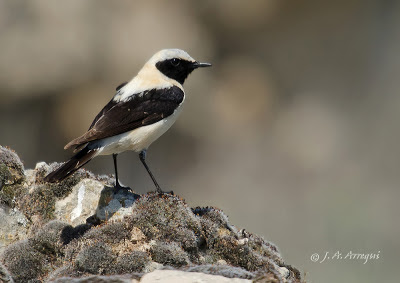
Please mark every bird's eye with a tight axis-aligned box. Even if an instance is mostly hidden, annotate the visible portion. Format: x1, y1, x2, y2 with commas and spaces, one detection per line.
171, 58, 180, 67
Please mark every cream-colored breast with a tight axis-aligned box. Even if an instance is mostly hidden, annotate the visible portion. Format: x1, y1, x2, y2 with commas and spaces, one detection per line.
98, 104, 184, 155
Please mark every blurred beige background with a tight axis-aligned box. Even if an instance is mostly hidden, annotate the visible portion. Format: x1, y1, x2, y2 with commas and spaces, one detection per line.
1, 0, 399, 282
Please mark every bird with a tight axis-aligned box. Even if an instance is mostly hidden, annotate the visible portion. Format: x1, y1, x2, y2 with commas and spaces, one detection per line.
44, 49, 211, 194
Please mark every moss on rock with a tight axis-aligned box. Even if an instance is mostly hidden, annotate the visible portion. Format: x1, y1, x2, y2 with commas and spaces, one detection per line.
150, 241, 190, 267
0, 146, 24, 187
31, 220, 71, 256
75, 242, 115, 274
113, 251, 150, 273
0, 146, 25, 207
1, 240, 46, 282
0, 148, 303, 282
128, 193, 202, 252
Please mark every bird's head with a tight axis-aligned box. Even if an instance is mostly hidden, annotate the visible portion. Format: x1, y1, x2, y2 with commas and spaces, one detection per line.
147, 49, 211, 85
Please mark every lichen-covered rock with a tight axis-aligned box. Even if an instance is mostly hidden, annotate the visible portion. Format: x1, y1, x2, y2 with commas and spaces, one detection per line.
0, 146, 24, 190
15, 162, 90, 226
150, 241, 190, 267
34, 163, 139, 226
0, 148, 302, 282
1, 240, 46, 282
75, 242, 116, 274
113, 251, 150, 274
129, 193, 202, 253
54, 179, 105, 226
0, 206, 29, 253
31, 220, 71, 255
96, 186, 140, 221
0, 146, 25, 207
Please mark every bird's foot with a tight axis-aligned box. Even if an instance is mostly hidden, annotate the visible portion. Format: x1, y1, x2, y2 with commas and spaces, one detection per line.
114, 183, 141, 200
155, 187, 174, 196
114, 182, 131, 192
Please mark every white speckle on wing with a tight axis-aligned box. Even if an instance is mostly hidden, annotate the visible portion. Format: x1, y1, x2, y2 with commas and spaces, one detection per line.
70, 183, 85, 221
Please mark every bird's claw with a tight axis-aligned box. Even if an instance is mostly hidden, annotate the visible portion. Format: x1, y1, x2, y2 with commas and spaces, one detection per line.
156, 187, 174, 195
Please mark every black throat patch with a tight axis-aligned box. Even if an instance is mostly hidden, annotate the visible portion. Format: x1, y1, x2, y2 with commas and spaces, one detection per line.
156, 58, 195, 85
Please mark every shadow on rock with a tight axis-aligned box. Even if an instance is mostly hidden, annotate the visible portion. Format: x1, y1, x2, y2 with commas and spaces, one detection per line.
94, 185, 141, 222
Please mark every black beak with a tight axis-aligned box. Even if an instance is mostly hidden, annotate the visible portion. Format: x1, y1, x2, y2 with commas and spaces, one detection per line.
193, 62, 212, 68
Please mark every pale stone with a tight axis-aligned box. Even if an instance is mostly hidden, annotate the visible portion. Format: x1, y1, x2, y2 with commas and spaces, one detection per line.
141, 270, 252, 283
54, 179, 104, 226
278, 266, 290, 280
0, 206, 29, 253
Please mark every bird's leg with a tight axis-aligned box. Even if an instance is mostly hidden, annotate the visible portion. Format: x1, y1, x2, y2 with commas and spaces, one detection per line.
139, 150, 172, 195
112, 154, 130, 191
139, 150, 161, 193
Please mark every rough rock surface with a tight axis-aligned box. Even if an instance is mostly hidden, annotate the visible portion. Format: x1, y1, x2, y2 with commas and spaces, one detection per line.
0, 147, 302, 282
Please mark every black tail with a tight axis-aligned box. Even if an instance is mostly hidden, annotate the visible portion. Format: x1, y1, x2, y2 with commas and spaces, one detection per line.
44, 146, 98, 183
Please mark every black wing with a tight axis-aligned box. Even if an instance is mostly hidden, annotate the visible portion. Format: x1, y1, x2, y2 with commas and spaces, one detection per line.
65, 86, 184, 149
86, 81, 129, 130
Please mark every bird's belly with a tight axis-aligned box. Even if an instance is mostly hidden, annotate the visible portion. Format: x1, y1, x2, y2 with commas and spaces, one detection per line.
98, 107, 182, 155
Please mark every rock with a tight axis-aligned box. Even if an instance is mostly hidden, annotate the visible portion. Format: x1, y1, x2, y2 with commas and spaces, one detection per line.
0, 148, 302, 282
53, 174, 139, 226
149, 241, 190, 267
0, 146, 24, 189
112, 251, 150, 274
0, 206, 29, 254
185, 264, 254, 279
278, 266, 290, 279
31, 220, 72, 255
75, 242, 115, 274
1, 240, 46, 282
50, 275, 139, 283
96, 186, 140, 222
54, 179, 105, 226
49, 270, 251, 283
140, 269, 251, 283
0, 147, 30, 253
130, 193, 202, 253
0, 146, 25, 207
